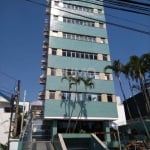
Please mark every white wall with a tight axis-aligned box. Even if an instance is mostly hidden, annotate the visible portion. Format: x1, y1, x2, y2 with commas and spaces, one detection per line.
113, 96, 127, 126
9, 139, 19, 150
0, 102, 11, 145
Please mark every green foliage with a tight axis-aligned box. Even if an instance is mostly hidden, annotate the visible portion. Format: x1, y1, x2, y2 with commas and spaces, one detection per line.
0, 143, 8, 150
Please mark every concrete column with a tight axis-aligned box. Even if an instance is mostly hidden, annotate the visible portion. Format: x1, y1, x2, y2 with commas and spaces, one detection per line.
101, 94, 107, 102
48, 48, 52, 54
45, 90, 49, 100
107, 54, 111, 61
47, 68, 51, 75
103, 121, 111, 144
55, 91, 61, 100
112, 94, 116, 102
96, 37, 101, 43
94, 22, 99, 28
51, 120, 57, 140
110, 74, 113, 80
99, 73, 105, 80
93, 8, 98, 13
97, 54, 103, 61
57, 49, 62, 56
58, 32, 63, 37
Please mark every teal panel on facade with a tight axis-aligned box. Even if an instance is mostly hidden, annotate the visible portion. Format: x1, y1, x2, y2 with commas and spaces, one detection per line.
44, 100, 117, 119
51, 21, 107, 38
49, 37, 110, 54
48, 55, 112, 73
46, 76, 115, 94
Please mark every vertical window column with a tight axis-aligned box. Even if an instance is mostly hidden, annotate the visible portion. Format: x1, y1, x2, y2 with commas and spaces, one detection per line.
57, 49, 62, 56
55, 91, 61, 100
99, 73, 105, 80
58, 32, 63, 37
101, 94, 107, 102
112, 95, 116, 102
93, 8, 98, 13
56, 69, 63, 76
48, 48, 52, 55
45, 90, 49, 99
47, 68, 51, 75
97, 54, 103, 61
94, 22, 100, 28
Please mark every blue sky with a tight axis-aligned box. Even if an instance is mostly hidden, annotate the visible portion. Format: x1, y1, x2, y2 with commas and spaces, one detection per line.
0, 0, 149, 101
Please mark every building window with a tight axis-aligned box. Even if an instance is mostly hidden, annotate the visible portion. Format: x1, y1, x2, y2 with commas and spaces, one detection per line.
61, 91, 103, 102
104, 73, 110, 80
53, 15, 58, 21
98, 94, 102, 101
72, 52, 76, 57
49, 91, 55, 99
63, 17, 94, 27
94, 54, 97, 60
51, 68, 56, 76
54, 1, 59, 6
107, 94, 112, 102
99, 22, 105, 28
63, 32, 96, 42
61, 49, 98, 60
62, 50, 67, 56
103, 54, 107, 61
64, 3, 93, 13
52, 49, 57, 55
67, 51, 71, 57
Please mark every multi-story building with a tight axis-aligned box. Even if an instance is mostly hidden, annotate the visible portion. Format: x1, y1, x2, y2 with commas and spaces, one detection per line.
39, 0, 118, 143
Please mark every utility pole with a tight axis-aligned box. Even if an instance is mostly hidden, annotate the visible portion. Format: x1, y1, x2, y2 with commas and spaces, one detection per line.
13, 80, 20, 137
8, 95, 15, 150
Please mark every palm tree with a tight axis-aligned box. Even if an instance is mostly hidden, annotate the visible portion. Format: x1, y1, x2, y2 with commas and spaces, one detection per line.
104, 59, 126, 100
73, 77, 94, 132
122, 63, 150, 139
128, 54, 150, 113
141, 53, 150, 94
104, 60, 133, 120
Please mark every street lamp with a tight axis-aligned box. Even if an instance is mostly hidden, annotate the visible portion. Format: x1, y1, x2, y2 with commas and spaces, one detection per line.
110, 122, 122, 150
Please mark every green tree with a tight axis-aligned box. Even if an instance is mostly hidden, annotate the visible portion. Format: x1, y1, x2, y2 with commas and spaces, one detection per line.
128, 54, 150, 113
104, 60, 133, 120
104, 60, 126, 100
122, 63, 150, 139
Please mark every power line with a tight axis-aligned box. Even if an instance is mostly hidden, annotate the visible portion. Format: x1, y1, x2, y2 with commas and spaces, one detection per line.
105, 13, 150, 28
0, 71, 17, 81
112, 0, 150, 7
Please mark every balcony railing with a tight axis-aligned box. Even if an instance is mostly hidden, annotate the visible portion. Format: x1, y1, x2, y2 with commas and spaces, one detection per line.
42, 52, 47, 58
41, 65, 46, 70
45, 8, 50, 15
43, 29, 49, 38
41, 59, 47, 64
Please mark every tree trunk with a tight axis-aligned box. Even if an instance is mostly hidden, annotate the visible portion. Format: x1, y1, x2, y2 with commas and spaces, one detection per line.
13, 80, 20, 137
